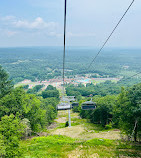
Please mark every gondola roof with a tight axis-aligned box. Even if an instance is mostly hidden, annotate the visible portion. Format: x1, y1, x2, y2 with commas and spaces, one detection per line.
57, 102, 71, 110
82, 101, 96, 105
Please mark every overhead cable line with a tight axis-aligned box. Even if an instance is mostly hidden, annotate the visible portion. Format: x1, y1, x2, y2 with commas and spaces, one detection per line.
121, 71, 141, 82
87, 0, 135, 70
62, 0, 67, 96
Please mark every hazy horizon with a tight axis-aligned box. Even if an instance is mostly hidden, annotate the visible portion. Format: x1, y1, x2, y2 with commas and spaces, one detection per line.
0, 46, 141, 49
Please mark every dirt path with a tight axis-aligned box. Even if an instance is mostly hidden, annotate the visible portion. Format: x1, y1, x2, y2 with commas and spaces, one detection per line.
49, 111, 121, 140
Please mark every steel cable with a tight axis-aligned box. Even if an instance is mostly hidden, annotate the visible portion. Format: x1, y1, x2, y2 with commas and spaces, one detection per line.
62, 0, 67, 96
87, 0, 135, 70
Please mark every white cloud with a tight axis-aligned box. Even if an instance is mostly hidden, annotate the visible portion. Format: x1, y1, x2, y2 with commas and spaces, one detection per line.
13, 17, 57, 29
0, 16, 57, 30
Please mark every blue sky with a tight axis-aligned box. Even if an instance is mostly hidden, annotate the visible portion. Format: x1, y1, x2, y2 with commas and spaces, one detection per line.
0, 0, 140, 47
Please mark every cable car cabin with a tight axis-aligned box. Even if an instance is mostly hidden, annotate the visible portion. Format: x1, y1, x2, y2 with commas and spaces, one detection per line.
62, 96, 76, 102
81, 101, 96, 110
72, 102, 79, 108
61, 97, 69, 102
66, 96, 76, 102
57, 102, 71, 111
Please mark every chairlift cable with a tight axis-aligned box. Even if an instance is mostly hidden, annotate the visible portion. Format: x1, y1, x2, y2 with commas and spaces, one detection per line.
121, 71, 141, 82
62, 0, 67, 96
87, 0, 135, 70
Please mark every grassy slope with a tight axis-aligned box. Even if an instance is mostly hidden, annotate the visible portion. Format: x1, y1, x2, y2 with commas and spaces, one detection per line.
20, 111, 141, 158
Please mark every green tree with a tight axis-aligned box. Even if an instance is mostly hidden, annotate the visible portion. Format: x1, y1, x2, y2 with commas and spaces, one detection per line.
41, 97, 58, 126
0, 133, 6, 157
0, 114, 25, 158
46, 105, 56, 125
94, 95, 117, 126
42, 97, 59, 110
22, 85, 29, 90
21, 118, 32, 139
27, 85, 44, 94
46, 85, 56, 90
0, 65, 13, 98
0, 87, 26, 117
42, 90, 59, 98
0, 87, 47, 132
117, 84, 141, 141
79, 95, 117, 127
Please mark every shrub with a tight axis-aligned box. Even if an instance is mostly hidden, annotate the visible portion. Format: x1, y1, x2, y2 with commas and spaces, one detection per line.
0, 114, 25, 157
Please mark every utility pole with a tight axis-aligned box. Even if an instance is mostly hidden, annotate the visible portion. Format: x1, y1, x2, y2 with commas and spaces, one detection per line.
68, 109, 71, 127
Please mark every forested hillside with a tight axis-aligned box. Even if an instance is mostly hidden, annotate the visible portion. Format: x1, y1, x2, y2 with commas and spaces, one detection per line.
0, 66, 59, 157
0, 47, 141, 157
66, 82, 141, 142
0, 65, 141, 157
0, 47, 141, 83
